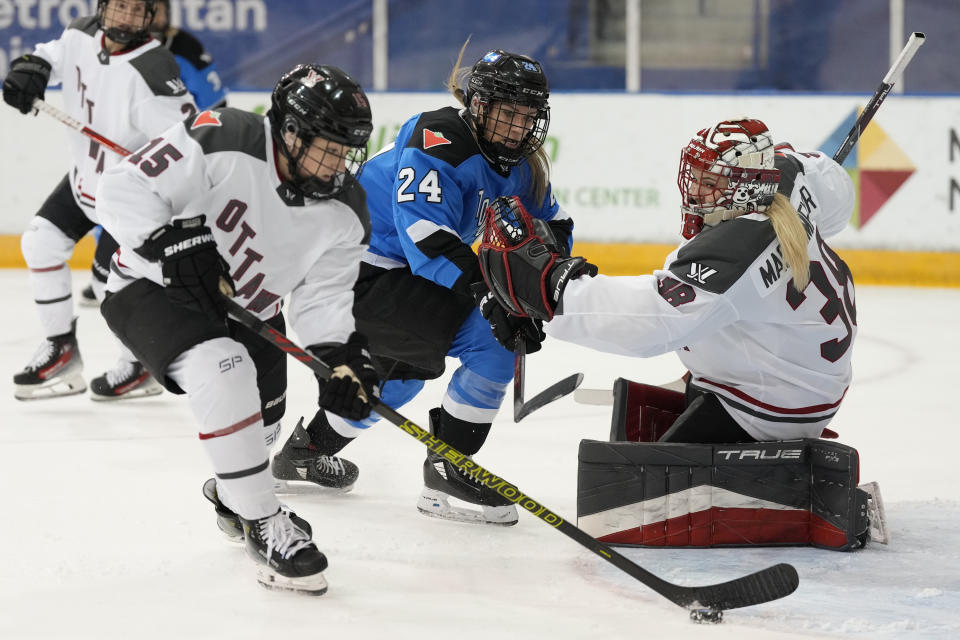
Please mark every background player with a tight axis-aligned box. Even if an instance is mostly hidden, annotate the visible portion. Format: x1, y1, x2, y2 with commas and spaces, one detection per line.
78, 0, 228, 308
2, 0, 196, 401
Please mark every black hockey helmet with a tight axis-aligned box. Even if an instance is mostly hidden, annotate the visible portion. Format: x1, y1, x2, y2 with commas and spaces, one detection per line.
97, 0, 158, 46
268, 64, 374, 199
466, 50, 550, 168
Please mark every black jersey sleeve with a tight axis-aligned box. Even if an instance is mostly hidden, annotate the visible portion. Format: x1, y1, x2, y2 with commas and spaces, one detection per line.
668, 218, 777, 295
404, 106, 478, 168
182, 108, 266, 160
129, 46, 189, 97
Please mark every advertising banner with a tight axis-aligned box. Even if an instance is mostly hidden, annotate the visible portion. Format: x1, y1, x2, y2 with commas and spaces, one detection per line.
3, 90, 957, 253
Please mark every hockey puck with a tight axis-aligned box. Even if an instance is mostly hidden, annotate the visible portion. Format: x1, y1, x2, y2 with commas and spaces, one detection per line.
689, 608, 723, 624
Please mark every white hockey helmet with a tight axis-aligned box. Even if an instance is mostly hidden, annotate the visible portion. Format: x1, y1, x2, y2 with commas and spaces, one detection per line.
677, 117, 780, 239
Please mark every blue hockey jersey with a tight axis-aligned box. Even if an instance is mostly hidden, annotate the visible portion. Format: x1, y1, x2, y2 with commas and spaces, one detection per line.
359, 106, 571, 293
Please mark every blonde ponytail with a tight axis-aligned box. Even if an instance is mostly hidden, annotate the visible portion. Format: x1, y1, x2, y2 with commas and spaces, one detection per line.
447, 38, 471, 106
766, 192, 810, 291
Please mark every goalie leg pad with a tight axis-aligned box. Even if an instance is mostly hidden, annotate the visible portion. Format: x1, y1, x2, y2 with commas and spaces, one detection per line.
577, 438, 870, 550
610, 378, 686, 442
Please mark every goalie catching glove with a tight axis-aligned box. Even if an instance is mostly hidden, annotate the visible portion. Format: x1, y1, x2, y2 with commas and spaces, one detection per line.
309, 332, 380, 420
478, 196, 597, 322
135, 215, 235, 322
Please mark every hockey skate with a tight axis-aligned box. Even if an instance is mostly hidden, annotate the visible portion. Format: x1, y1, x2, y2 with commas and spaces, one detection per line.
13, 320, 86, 400
201, 477, 311, 543
241, 509, 328, 595
90, 359, 163, 401
78, 283, 98, 308
418, 453, 519, 526
272, 418, 359, 493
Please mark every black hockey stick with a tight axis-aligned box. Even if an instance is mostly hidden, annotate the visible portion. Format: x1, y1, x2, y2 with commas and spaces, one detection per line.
513, 340, 583, 422
223, 294, 799, 614
832, 31, 925, 164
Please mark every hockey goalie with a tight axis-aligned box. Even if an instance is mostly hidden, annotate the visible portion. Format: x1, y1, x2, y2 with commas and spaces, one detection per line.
475, 118, 887, 551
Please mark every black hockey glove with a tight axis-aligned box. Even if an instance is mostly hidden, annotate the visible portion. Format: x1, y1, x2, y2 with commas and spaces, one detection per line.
135, 215, 235, 322
472, 282, 545, 354
2, 54, 51, 114
309, 332, 380, 421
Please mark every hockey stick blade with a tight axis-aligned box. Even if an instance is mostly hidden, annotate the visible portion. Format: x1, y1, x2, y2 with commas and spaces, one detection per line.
513, 340, 583, 422
515, 372, 584, 421
223, 295, 799, 612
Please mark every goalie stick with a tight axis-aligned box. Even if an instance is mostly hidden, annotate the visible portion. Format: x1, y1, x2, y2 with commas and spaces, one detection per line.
32, 98, 133, 157
513, 340, 583, 421
832, 31, 924, 165
222, 293, 799, 613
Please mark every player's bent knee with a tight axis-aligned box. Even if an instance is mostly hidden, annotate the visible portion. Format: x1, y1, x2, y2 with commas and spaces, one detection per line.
21, 216, 74, 267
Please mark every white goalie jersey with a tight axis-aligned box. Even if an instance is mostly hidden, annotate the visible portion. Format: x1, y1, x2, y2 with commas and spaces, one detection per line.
548, 149, 857, 441
96, 108, 369, 347
32, 16, 195, 217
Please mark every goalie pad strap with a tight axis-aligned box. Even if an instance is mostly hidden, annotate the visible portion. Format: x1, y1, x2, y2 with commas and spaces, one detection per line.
577, 438, 869, 550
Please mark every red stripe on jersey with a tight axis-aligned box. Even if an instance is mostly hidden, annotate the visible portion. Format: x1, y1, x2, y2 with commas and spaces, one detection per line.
198, 412, 262, 440
30, 264, 66, 273
699, 378, 847, 415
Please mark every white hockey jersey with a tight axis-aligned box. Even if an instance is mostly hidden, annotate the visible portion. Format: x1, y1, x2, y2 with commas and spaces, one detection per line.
548, 149, 857, 440
96, 108, 369, 347
32, 16, 195, 217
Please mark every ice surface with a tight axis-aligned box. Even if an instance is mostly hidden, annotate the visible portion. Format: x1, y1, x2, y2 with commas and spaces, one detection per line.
1, 271, 957, 639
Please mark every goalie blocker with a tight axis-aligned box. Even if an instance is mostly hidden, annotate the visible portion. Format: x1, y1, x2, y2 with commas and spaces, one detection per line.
577, 378, 887, 549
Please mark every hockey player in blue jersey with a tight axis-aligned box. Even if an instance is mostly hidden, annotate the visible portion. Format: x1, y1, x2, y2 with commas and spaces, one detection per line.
272, 46, 577, 526
149, 0, 226, 109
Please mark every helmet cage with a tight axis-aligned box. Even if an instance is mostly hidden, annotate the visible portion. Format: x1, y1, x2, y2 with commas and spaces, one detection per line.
269, 65, 373, 200
676, 118, 780, 239
466, 51, 550, 167
97, 0, 156, 46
